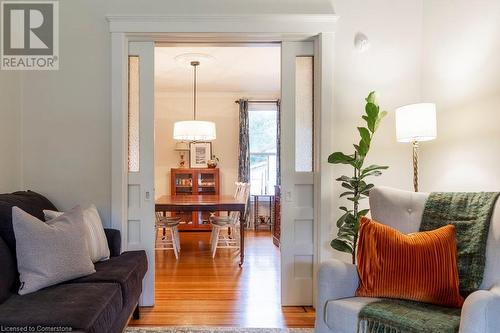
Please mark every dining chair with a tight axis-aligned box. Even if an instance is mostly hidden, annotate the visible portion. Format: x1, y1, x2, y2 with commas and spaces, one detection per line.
155, 211, 181, 259
209, 183, 250, 258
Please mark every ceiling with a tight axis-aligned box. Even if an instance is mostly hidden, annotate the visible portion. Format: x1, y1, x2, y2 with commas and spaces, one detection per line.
154, 45, 281, 93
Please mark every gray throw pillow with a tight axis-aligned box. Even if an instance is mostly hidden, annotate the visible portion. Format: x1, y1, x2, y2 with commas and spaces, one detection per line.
12, 206, 95, 295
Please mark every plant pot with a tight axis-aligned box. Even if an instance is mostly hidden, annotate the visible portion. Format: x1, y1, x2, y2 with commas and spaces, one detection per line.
207, 160, 218, 168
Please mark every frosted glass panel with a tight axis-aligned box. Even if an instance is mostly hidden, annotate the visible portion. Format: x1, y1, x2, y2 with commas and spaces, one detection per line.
128, 56, 140, 172
295, 57, 313, 172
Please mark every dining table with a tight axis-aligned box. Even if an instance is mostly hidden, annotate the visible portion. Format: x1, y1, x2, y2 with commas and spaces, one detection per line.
155, 194, 247, 266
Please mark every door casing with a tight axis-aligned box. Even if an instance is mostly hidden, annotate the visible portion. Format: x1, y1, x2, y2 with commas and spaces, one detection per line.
108, 14, 337, 306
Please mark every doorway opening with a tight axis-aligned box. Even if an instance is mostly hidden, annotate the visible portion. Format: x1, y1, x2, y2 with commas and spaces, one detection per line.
122, 36, 320, 327
143, 43, 312, 327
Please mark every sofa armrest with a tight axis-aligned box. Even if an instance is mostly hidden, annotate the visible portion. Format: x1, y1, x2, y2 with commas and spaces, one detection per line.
104, 228, 121, 257
315, 259, 359, 333
460, 285, 500, 333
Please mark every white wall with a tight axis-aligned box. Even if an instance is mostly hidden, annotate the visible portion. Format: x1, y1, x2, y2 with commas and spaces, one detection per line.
420, 0, 500, 192
0, 72, 21, 193
326, 0, 424, 261
155, 92, 278, 198
17, 0, 334, 227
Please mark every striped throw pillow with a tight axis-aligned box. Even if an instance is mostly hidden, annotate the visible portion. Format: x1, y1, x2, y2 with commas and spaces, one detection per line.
44, 204, 110, 263
356, 217, 464, 308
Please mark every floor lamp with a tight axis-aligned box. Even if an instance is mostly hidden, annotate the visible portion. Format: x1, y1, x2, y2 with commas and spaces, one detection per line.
396, 103, 437, 192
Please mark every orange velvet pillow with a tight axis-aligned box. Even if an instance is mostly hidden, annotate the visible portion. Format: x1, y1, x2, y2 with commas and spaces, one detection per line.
356, 217, 464, 308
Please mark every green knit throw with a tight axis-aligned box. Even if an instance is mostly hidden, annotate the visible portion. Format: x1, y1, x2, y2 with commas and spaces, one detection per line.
420, 192, 499, 295
357, 192, 499, 333
358, 299, 461, 333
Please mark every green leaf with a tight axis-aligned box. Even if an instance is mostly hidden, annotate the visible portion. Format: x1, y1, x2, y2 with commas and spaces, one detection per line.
340, 191, 355, 198
328, 152, 355, 165
330, 239, 353, 253
365, 91, 376, 104
360, 170, 382, 179
336, 175, 354, 183
358, 127, 371, 145
366, 116, 376, 133
374, 111, 388, 131
361, 165, 389, 175
336, 211, 350, 228
358, 209, 370, 217
359, 183, 374, 193
341, 182, 354, 190
356, 140, 369, 157
365, 102, 379, 119
339, 206, 351, 212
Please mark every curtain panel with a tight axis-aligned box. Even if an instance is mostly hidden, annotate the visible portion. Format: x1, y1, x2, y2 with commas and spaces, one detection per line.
238, 99, 250, 183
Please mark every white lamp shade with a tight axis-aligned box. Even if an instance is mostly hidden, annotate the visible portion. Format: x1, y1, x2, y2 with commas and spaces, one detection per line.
396, 103, 437, 142
173, 121, 216, 141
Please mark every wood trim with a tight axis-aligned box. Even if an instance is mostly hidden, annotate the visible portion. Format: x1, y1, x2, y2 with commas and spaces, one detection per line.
106, 14, 338, 34
110, 19, 337, 308
313, 33, 335, 306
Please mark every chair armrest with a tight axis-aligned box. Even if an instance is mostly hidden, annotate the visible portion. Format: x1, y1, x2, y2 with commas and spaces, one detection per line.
315, 259, 359, 333
104, 228, 121, 257
460, 285, 500, 333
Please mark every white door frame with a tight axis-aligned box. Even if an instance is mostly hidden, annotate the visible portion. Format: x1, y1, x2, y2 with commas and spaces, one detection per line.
108, 14, 337, 306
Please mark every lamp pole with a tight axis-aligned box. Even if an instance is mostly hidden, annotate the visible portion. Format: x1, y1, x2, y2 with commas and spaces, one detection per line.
412, 140, 419, 192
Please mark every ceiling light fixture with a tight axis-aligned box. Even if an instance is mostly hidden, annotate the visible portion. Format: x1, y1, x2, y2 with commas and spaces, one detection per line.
174, 53, 215, 68
173, 61, 217, 141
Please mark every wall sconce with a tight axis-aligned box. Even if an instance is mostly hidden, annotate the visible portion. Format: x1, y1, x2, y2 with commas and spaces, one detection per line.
354, 32, 370, 53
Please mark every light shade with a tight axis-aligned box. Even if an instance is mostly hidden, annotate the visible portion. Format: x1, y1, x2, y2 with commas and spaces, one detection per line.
173, 121, 216, 141
396, 103, 437, 142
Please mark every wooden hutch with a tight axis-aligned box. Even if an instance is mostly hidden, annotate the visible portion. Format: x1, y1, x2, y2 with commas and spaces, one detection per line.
170, 168, 220, 230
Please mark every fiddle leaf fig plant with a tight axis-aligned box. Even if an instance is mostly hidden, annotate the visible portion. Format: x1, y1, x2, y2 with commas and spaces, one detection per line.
328, 91, 389, 264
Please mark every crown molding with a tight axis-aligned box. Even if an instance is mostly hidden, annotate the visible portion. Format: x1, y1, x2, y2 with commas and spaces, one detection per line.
106, 14, 338, 34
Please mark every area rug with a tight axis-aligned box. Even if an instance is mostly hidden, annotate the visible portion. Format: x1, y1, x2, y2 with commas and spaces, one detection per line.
125, 327, 313, 333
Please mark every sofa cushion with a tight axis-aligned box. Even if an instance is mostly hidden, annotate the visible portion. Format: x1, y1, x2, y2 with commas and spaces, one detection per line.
0, 283, 122, 333
13, 206, 96, 295
44, 204, 110, 263
325, 297, 381, 333
67, 250, 147, 307
0, 191, 57, 253
369, 186, 427, 234
0, 237, 15, 304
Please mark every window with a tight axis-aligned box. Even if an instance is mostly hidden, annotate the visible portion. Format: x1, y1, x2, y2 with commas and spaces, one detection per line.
295, 56, 313, 172
128, 56, 140, 172
249, 104, 278, 195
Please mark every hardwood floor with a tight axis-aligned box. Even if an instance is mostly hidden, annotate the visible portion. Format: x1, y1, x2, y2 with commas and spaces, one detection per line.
129, 230, 315, 328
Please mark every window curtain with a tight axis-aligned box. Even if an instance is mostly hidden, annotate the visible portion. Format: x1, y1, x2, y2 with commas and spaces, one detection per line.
238, 99, 250, 227
238, 99, 250, 183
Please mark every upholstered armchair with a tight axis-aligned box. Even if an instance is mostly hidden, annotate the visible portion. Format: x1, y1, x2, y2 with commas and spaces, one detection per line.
315, 186, 500, 333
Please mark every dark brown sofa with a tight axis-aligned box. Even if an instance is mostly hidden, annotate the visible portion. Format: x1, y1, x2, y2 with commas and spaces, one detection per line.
0, 190, 147, 333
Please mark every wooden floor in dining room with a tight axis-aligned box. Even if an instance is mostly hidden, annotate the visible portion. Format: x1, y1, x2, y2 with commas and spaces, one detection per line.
128, 230, 315, 328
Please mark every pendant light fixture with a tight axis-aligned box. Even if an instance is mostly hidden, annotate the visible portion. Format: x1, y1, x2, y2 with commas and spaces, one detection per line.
173, 61, 216, 141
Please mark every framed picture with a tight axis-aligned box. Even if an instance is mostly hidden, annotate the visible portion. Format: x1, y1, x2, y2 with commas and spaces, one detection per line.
190, 142, 212, 168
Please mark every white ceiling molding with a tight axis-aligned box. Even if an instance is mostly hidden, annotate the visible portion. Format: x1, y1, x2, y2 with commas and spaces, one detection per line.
106, 14, 338, 35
